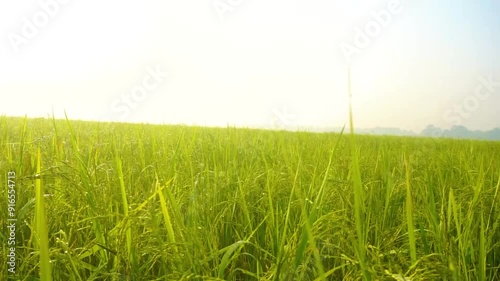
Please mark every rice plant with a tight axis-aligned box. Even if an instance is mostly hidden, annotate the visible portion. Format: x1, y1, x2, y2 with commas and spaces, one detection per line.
0, 116, 499, 280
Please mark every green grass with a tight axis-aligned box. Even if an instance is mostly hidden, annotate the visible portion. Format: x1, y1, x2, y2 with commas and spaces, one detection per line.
0, 115, 499, 280
35, 147, 51, 281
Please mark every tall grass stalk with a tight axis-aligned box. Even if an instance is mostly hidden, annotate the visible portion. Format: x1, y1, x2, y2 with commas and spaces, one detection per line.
403, 153, 417, 265
348, 66, 370, 280
113, 140, 133, 270
35, 147, 51, 280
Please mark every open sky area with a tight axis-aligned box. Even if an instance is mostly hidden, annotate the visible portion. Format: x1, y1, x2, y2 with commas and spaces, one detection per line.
1, 0, 499, 132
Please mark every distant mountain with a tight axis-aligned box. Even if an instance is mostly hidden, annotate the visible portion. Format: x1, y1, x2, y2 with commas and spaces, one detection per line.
420, 125, 500, 141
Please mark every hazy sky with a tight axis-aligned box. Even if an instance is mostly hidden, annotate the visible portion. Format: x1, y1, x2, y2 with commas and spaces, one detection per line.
1, 0, 499, 132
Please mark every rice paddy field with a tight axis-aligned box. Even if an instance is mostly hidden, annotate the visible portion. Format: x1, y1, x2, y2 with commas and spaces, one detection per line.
1, 115, 499, 280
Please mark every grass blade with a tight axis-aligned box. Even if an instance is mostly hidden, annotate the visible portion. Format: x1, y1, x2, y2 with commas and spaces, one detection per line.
35, 147, 52, 281
404, 153, 417, 265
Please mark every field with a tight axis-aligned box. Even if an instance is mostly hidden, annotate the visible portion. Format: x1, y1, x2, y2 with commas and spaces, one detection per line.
1, 116, 499, 280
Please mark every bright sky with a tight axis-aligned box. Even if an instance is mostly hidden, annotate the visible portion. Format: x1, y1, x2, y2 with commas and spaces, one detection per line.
1, 0, 499, 132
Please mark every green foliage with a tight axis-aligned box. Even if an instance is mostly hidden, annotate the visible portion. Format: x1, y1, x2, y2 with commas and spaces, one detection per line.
0, 116, 499, 280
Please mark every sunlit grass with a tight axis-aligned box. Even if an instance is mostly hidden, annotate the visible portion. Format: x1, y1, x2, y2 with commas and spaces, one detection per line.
0, 116, 499, 280
35, 147, 51, 281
